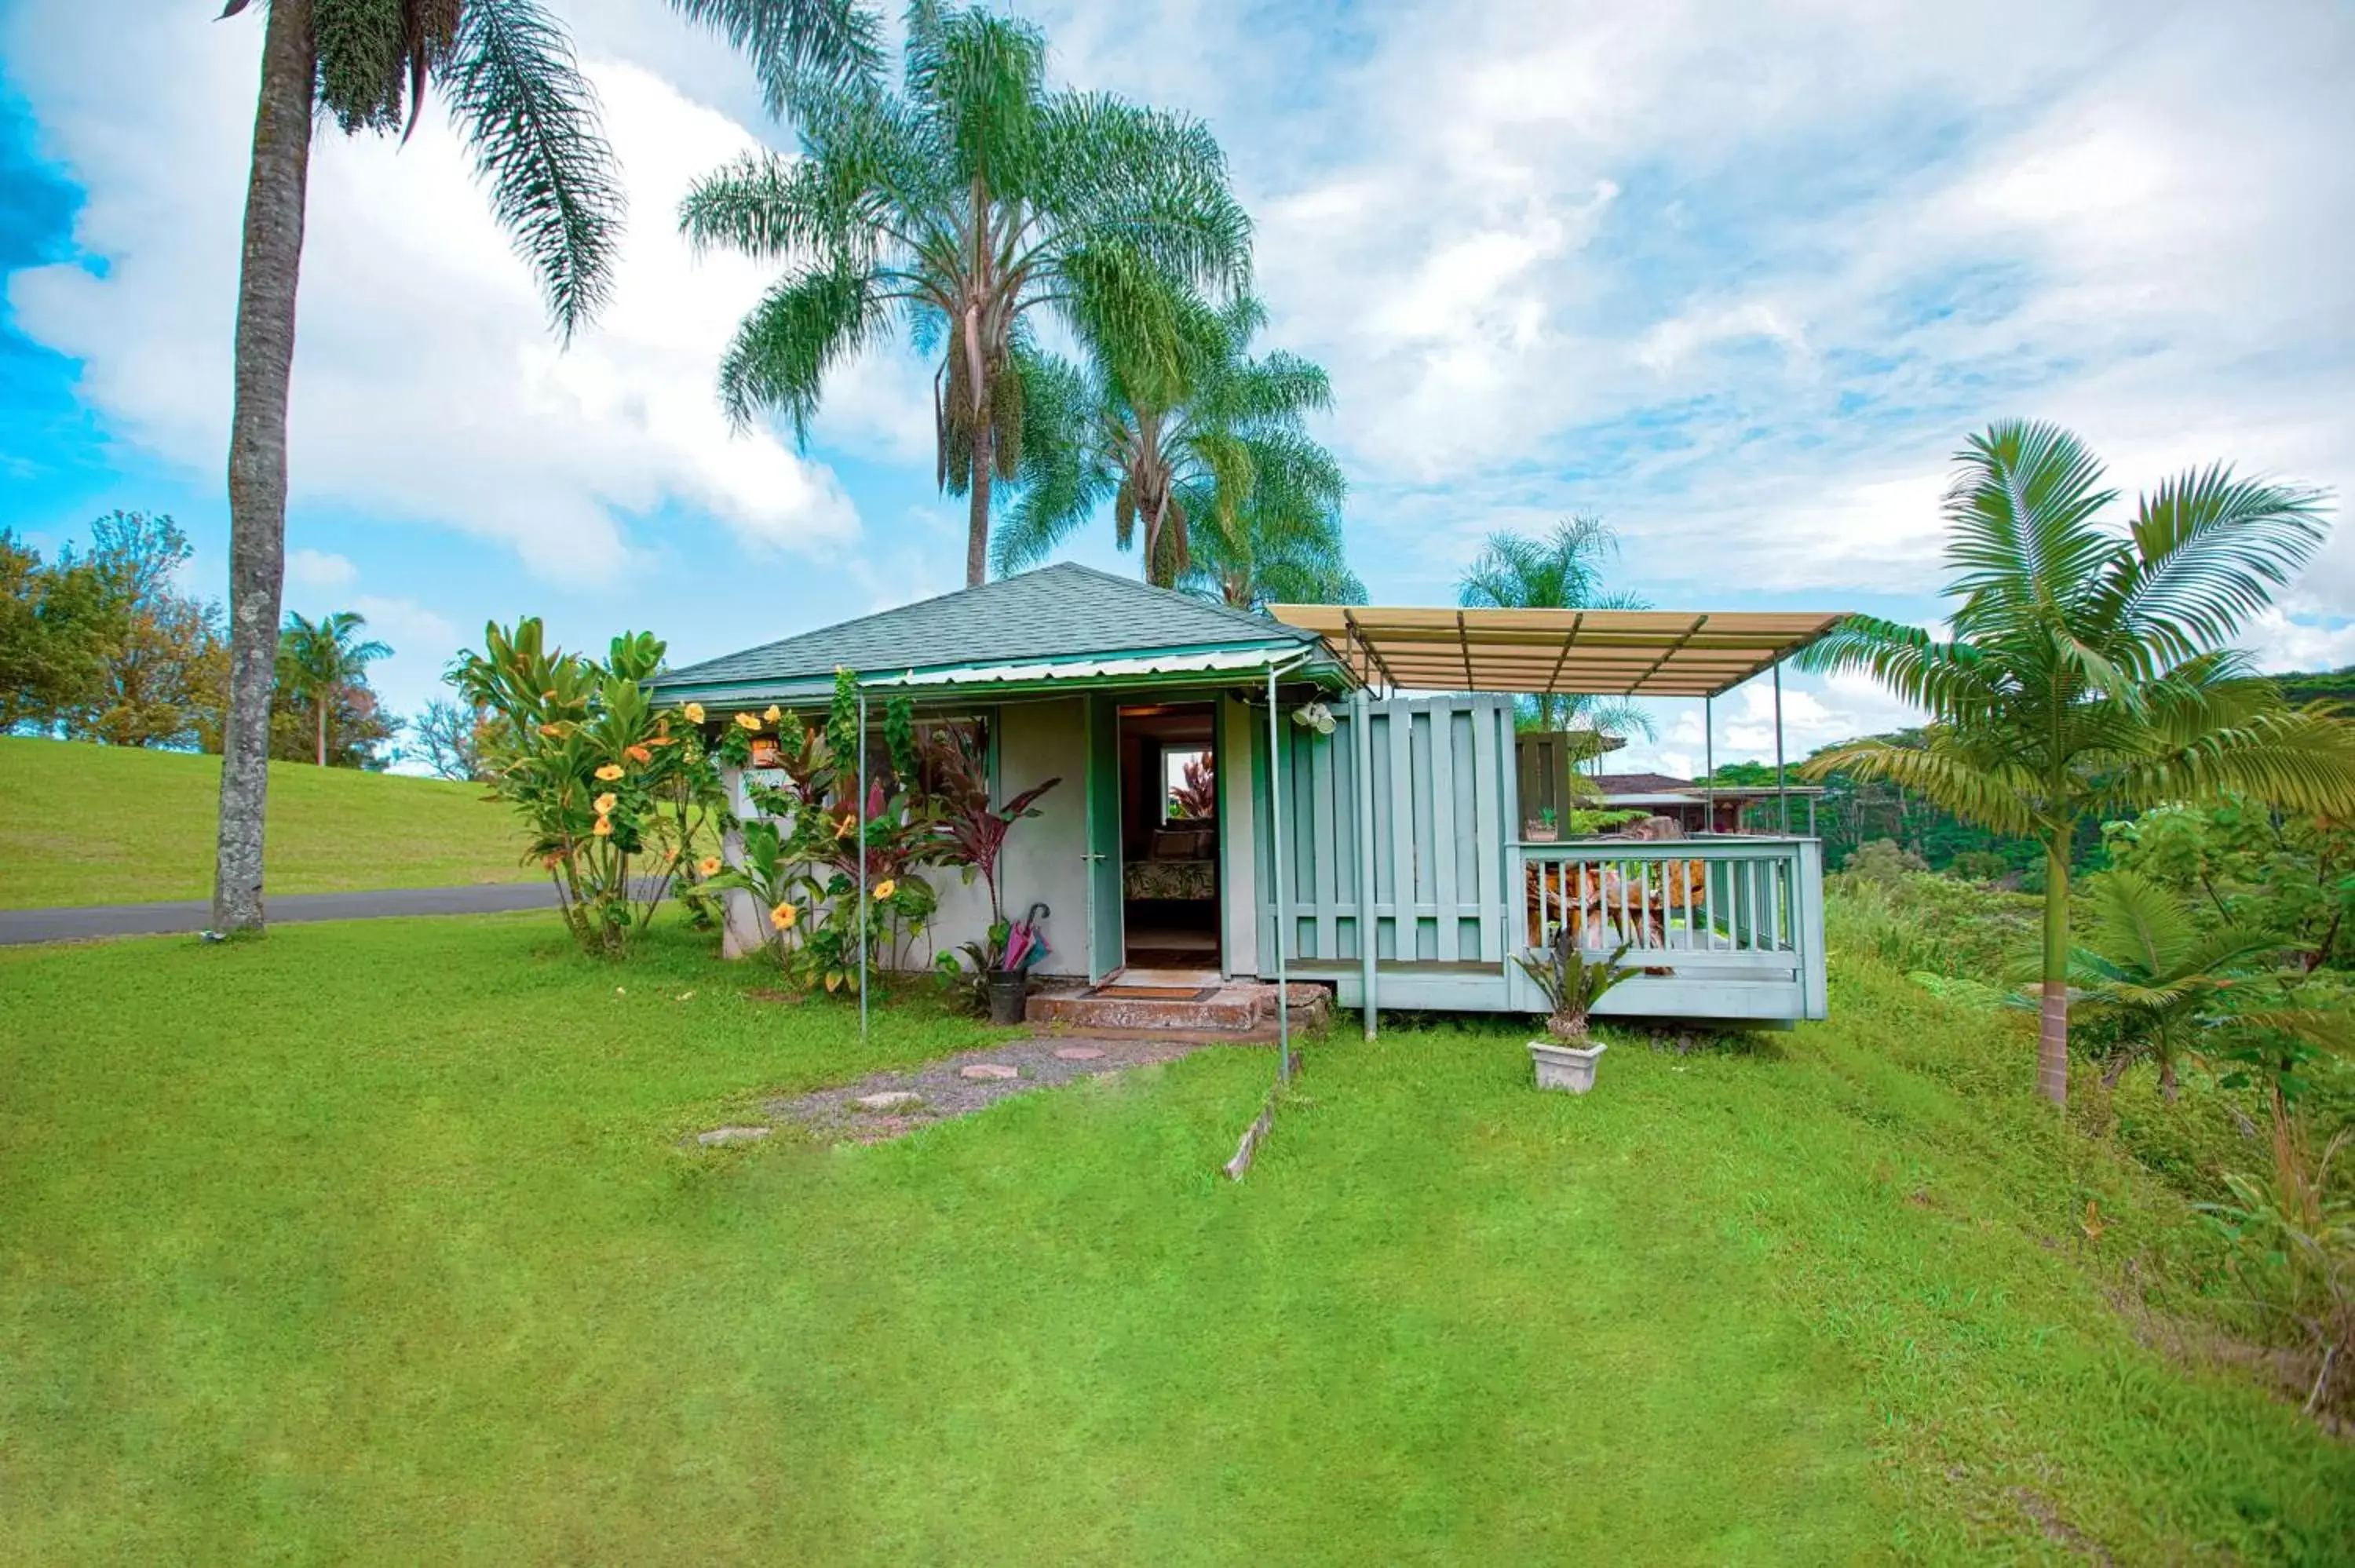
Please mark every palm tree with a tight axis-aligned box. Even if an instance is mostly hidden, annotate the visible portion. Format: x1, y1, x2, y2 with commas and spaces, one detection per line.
212, 0, 875, 933
2063, 869, 2283, 1101
1175, 437, 1360, 610
1458, 516, 1655, 740
1801, 421, 2355, 1107
679, 2, 1253, 589
276, 611, 392, 766
993, 293, 1342, 589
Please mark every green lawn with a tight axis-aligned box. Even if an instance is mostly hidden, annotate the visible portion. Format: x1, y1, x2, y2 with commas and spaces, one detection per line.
0, 736, 532, 907
2, 917, 2347, 1563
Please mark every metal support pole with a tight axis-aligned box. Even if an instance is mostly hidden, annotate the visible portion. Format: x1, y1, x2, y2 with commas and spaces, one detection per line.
1353, 684, 1376, 1040
1266, 665, 1291, 1081
857, 689, 870, 1044
1703, 695, 1715, 834
1773, 658, 1788, 835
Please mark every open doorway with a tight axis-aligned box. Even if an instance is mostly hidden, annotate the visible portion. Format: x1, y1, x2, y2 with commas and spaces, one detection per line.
1117, 702, 1220, 975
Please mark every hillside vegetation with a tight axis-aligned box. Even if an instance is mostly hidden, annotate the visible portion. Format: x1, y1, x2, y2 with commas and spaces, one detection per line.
0, 738, 531, 908
2, 912, 2348, 1562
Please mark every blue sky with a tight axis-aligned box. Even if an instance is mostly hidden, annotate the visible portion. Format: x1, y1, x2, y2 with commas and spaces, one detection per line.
4, 0, 2352, 776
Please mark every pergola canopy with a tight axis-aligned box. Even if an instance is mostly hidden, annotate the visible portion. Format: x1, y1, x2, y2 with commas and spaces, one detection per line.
1267, 605, 1846, 699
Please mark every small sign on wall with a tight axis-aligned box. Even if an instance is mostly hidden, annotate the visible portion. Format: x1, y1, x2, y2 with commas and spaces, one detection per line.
750, 737, 782, 768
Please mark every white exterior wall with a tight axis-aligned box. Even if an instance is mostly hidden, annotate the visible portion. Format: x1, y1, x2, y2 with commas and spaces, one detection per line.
922, 698, 1091, 980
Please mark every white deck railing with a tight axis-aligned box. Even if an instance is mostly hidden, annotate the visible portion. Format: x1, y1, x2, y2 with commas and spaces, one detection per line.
1510, 836, 1827, 1020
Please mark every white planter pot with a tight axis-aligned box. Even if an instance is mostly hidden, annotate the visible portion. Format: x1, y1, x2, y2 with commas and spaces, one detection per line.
1529, 1038, 1607, 1093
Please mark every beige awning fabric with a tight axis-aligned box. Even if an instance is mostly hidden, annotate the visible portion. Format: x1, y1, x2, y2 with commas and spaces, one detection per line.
1265, 606, 1847, 699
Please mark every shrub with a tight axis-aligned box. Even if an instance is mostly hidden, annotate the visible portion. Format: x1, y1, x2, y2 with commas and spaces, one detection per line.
452, 618, 723, 958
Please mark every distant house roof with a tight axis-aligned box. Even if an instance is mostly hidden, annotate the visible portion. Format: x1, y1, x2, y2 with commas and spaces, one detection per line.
1594, 772, 1696, 794
654, 563, 1334, 705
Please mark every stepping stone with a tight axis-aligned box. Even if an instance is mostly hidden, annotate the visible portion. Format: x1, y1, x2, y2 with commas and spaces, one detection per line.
853, 1090, 922, 1111
1053, 1046, 1105, 1061
695, 1125, 772, 1147
960, 1063, 1020, 1081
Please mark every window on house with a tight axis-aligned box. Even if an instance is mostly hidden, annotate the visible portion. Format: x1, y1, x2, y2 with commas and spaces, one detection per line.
1163, 746, 1214, 823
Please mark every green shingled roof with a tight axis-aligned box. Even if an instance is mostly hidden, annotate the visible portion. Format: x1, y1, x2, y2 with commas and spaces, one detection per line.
653, 563, 1329, 703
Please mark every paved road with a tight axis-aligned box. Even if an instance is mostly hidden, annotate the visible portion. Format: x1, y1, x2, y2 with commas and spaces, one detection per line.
0, 883, 568, 946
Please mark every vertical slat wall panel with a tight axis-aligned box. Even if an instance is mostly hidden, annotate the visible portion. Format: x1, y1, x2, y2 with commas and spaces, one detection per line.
1311, 727, 1340, 959
1426, 697, 1459, 961
1470, 698, 1502, 961
1387, 701, 1416, 963
1263, 693, 1521, 972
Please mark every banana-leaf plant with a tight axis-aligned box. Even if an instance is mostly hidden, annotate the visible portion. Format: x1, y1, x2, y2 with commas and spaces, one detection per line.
452, 618, 718, 957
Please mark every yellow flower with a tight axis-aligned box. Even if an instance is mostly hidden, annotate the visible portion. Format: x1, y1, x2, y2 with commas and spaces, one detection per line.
682, 702, 705, 724
873, 879, 896, 900
592, 815, 613, 838
734, 711, 761, 731
764, 705, 782, 722
698, 855, 723, 877
769, 901, 798, 931
594, 792, 619, 814
595, 764, 624, 782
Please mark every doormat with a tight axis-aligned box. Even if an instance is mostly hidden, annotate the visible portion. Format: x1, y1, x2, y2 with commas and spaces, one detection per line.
1090, 984, 1222, 1001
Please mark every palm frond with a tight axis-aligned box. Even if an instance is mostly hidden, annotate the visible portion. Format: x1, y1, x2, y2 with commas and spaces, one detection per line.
664, 0, 883, 114
443, 0, 623, 337
2092, 463, 2329, 669
1802, 735, 2043, 837
717, 257, 889, 434
1942, 419, 2118, 633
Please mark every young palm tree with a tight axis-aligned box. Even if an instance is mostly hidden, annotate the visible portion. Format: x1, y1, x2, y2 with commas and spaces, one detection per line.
993, 293, 1342, 589
679, 2, 1253, 590
1802, 421, 2355, 1107
1458, 516, 1655, 739
276, 610, 392, 766
2063, 869, 2283, 1101
212, 0, 874, 934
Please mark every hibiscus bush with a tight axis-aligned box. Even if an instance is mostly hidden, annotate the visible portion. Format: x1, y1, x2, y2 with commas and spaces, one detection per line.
704, 670, 946, 993
452, 618, 725, 958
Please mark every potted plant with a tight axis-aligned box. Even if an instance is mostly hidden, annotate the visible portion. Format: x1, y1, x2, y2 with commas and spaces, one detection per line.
1526, 806, 1560, 842
954, 902, 1051, 1024
1513, 929, 1639, 1092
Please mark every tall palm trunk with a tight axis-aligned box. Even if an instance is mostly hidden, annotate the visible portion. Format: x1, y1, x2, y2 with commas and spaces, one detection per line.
316, 692, 328, 767
214, 0, 315, 933
2038, 827, 2071, 1107
967, 421, 993, 586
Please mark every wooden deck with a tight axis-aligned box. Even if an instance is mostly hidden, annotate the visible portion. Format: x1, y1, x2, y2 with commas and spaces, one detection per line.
1263, 693, 1828, 1027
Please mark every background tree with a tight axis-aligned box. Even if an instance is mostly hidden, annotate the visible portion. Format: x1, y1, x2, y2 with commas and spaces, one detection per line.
995, 292, 1341, 589
211, 0, 875, 935
407, 694, 495, 781
1, 531, 113, 733
1801, 420, 2355, 1107
1459, 516, 1655, 741
276, 610, 392, 766
15, 512, 229, 749
681, 2, 1253, 589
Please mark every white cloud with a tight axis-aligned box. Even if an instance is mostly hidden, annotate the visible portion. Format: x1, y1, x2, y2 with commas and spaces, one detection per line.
5, 8, 860, 582
285, 549, 357, 595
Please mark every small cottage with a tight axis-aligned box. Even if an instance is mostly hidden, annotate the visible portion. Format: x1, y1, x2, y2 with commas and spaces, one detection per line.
655, 564, 1842, 1031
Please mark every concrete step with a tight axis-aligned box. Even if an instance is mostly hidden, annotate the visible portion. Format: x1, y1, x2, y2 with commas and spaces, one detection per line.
1026, 979, 1331, 1036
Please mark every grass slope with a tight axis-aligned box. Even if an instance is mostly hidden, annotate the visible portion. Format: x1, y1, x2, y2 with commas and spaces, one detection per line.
0, 737, 531, 907
2, 917, 2347, 1563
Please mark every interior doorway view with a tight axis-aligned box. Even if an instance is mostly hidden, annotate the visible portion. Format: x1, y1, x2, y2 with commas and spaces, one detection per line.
1116, 702, 1220, 976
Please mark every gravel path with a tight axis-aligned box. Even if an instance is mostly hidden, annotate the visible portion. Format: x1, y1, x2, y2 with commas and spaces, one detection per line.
749, 1034, 1215, 1143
